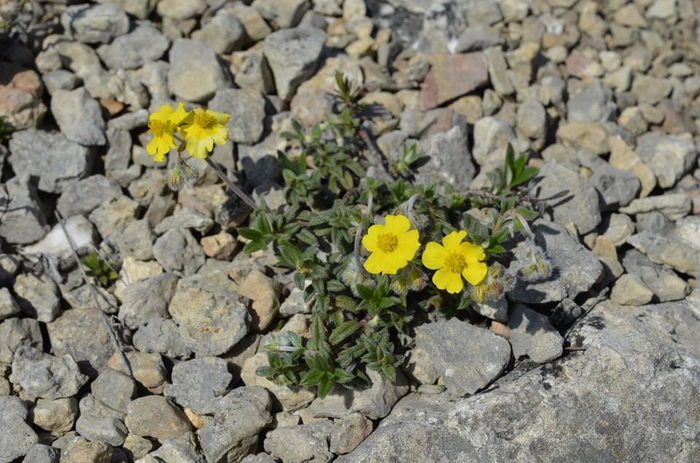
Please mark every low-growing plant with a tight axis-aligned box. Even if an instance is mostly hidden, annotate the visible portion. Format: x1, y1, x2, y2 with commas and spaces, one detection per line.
146, 72, 551, 398
81, 251, 118, 287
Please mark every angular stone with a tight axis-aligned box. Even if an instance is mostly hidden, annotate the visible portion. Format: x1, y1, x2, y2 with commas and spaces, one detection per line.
118, 273, 179, 329
252, 0, 309, 29
153, 228, 205, 277
0, 63, 46, 131
92, 369, 137, 413
22, 444, 61, 463
567, 79, 615, 123
51, 88, 106, 146
132, 317, 192, 359
32, 397, 79, 436
10, 346, 88, 399
415, 318, 510, 396
534, 162, 601, 234
237, 270, 281, 332
414, 123, 476, 193
620, 194, 692, 221
635, 133, 697, 188
164, 356, 233, 415
56, 175, 122, 218
101, 219, 155, 262
22, 215, 96, 263
98, 24, 170, 70
578, 150, 640, 210
13, 274, 60, 322
168, 39, 229, 103
337, 297, 700, 463
265, 421, 333, 463
508, 305, 563, 363
75, 414, 128, 446
610, 274, 654, 306
330, 413, 373, 455
556, 122, 609, 155
198, 387, 271, 462
208, 88, 266, 144
0, 288, 20, 321
508, 220, 604, 304
0, 396, 39, 462
241, 352, 316, 411
154, 207, 214, 235
61, 4, 130, 44
156, 0, 205, 19
0, 318, 43, 364
628, 232, 700, 277
125, 396, 191, 440
89, 196, 139, 239
622, 250, 689, 302
472, 116, 516, 165
191, 9, 246, 54
419, 53, 489, 110
9, 130, 93, 194
0, 176, 48, 245
60, 436, 112, 463
264, 27, 327, 101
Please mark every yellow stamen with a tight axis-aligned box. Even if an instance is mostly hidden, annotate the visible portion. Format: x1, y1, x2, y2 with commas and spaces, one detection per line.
148, 120, 165, 136
377, 233, 399, 253
194, 110, 216, 129
445, 253, 467, 273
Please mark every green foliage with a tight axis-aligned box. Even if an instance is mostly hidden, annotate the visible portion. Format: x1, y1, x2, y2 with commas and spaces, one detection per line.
244, 74, 543, 399
82, 251, 118, 287
0, 117, 13, 144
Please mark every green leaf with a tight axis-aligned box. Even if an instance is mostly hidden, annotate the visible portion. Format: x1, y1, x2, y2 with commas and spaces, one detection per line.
511, 166, 539, 188
317, 374, 334, 399
326, 280, 346, 292
255, 366, 274, 378
333, 368, 354, 384
515, 207, 539, 220
329, 320, 361, 346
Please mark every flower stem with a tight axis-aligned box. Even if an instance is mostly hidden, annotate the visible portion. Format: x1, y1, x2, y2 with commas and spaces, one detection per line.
204, 157, 258, 210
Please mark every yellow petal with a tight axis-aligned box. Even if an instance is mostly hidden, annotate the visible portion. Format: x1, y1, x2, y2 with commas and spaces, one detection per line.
397, 229, 420, 261
383, 252, 408, 275
211, 126, 228, 145
463, 261, 488, 286
366, 223, 386, 239
421, 242, 447, 269
460, 241, 485, 261
363, 252, 384, 274
169, 103, 188, 125
384, 214, 411, 234
362, 232, 379, 253
433, 267, 464, 294
442, 230, 467, 250
213, 111, 231, 125
186, 137, 212, 159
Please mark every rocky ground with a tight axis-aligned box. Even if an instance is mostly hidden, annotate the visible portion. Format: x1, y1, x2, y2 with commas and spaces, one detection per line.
1, 0, 700, 462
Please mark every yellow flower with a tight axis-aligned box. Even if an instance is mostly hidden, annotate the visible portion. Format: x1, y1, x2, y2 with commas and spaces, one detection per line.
180, 108, 230, 159
422, 231, 487, 294
362, 214, 420, 275
146, 103, 188, 162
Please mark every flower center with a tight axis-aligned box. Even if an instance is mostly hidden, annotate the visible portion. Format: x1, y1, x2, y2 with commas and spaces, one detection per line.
445, 252, 467, 273
377, 233, 399, 253
194, 110, 216, 129
148, 119, 165, 136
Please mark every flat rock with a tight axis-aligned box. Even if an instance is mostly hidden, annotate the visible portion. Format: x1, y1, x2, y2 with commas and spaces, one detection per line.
164, 356, 233, 414
118, 273, 179, 329
208, 88, 266, 144
153, 228, 206, 277
198, 386, 272, 463
0, 176, 48, 245
13, 274, 61, 322
61, 3, 130, 44
153, 207, 214, 235
419, 53, 489, 110
9, 130, 93, 194
168, 39, 229, 103
0, 287, 20, 321
51, 88, 106, 146
264, 27, 327, 101
60, 436, 113, 463
414, 122, 476, 193
125, 396, 191, 440
610, 274, 654, 306
98, 24, 170, 70
508, 220, 603, 304
0, 318, 43, 364
75, 414, 128, 446
508, 305, 564, 363
0, 396, 39, 462
132, 317, 193, 359
10, 346, 88, 399
635, 133, 697, 188
101, 219, 155, 262
264, 421, 333, 463
628, 232, 700, 277
619, 193, 692, 221
337, 297, 700, 463
56, 175, 122, 218
415, 318, 510, 396
91, 368, 137, 413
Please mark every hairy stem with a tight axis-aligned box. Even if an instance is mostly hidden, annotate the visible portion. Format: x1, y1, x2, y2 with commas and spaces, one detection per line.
204, 156, 258, 210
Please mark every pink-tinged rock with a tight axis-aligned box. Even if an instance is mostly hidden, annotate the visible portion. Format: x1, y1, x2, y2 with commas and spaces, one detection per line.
418, 53, 488, 111
0, 62, 46, 130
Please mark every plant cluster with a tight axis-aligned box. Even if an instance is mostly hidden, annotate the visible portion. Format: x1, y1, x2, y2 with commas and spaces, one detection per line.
147, 73, 550, 398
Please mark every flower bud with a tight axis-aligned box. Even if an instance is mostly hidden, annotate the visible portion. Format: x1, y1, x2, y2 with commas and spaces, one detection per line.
513, 241, 552, 282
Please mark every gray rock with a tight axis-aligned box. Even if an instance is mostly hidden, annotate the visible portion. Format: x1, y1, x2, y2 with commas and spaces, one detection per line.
472, 117, 517, 166
208, 88, 266, 145
75, 414, 128, 446
631, 74, 672, 106
59, 435, 113, 463
9, 130, 93, 194
578, 150, 640, 209
0, 288, 20, 321
628, 232, 700, 277
46, 308, 116, 378
22, 215, 96, 263
132, 317, 192, 359
534, 162, 601, 234
154, 207, 214, 235
153, 228, 205, 277
635, 133, 697, 188
610, 274, 654, 306
516, 99, 546, 140
104, 127, 132, 173
0, 396, 39, 462
0, 318, 43, 364
57, 175, 123, 218
636, 211, 675, 237
264, 421, 333, 463
252, 0, 309, 29
264, 27, 327, 100
156, 0, 205, 19
107, 109, 148, 131
32, 397, 79, 436
235, 54, 276, 95
455, 26, 503, 52
168, 39, 230, 103
279, 287, 309, 317
0, 254, 20, 287
191, 9, 246, 54
472, 297, 508, 322
619, 193, 692, 221
168, 273, 250, 356
13, 274, 60, 323
483, 47, 514, 97
601, 213, 635, 246
22, 444, 60, 463
125, 396, 191, 440
508, 220, 603, 304
43, 70, 79, 95
329, 414, 373, 455
98, 24, 170, 70
79, 393, 125, 421
89, 196, 139, 239
91, 369, 137, 413
10, 346, 89, 399
139, 431, 204, 462
0, 176, 48, 244
567, 79, 616, 123
51, 88, 106, 146
241, 455, 276, 463
508, 305, 564, 363
414, 123, 476, 193
164, 356, 233, 414
198, 386, 273, 463
415, 318, 510, 397
307, 368, 410, 420
61, 4, 130, 44
337, 296, 700, 463
119, 273, 179, 329
101, 219, 155, 261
